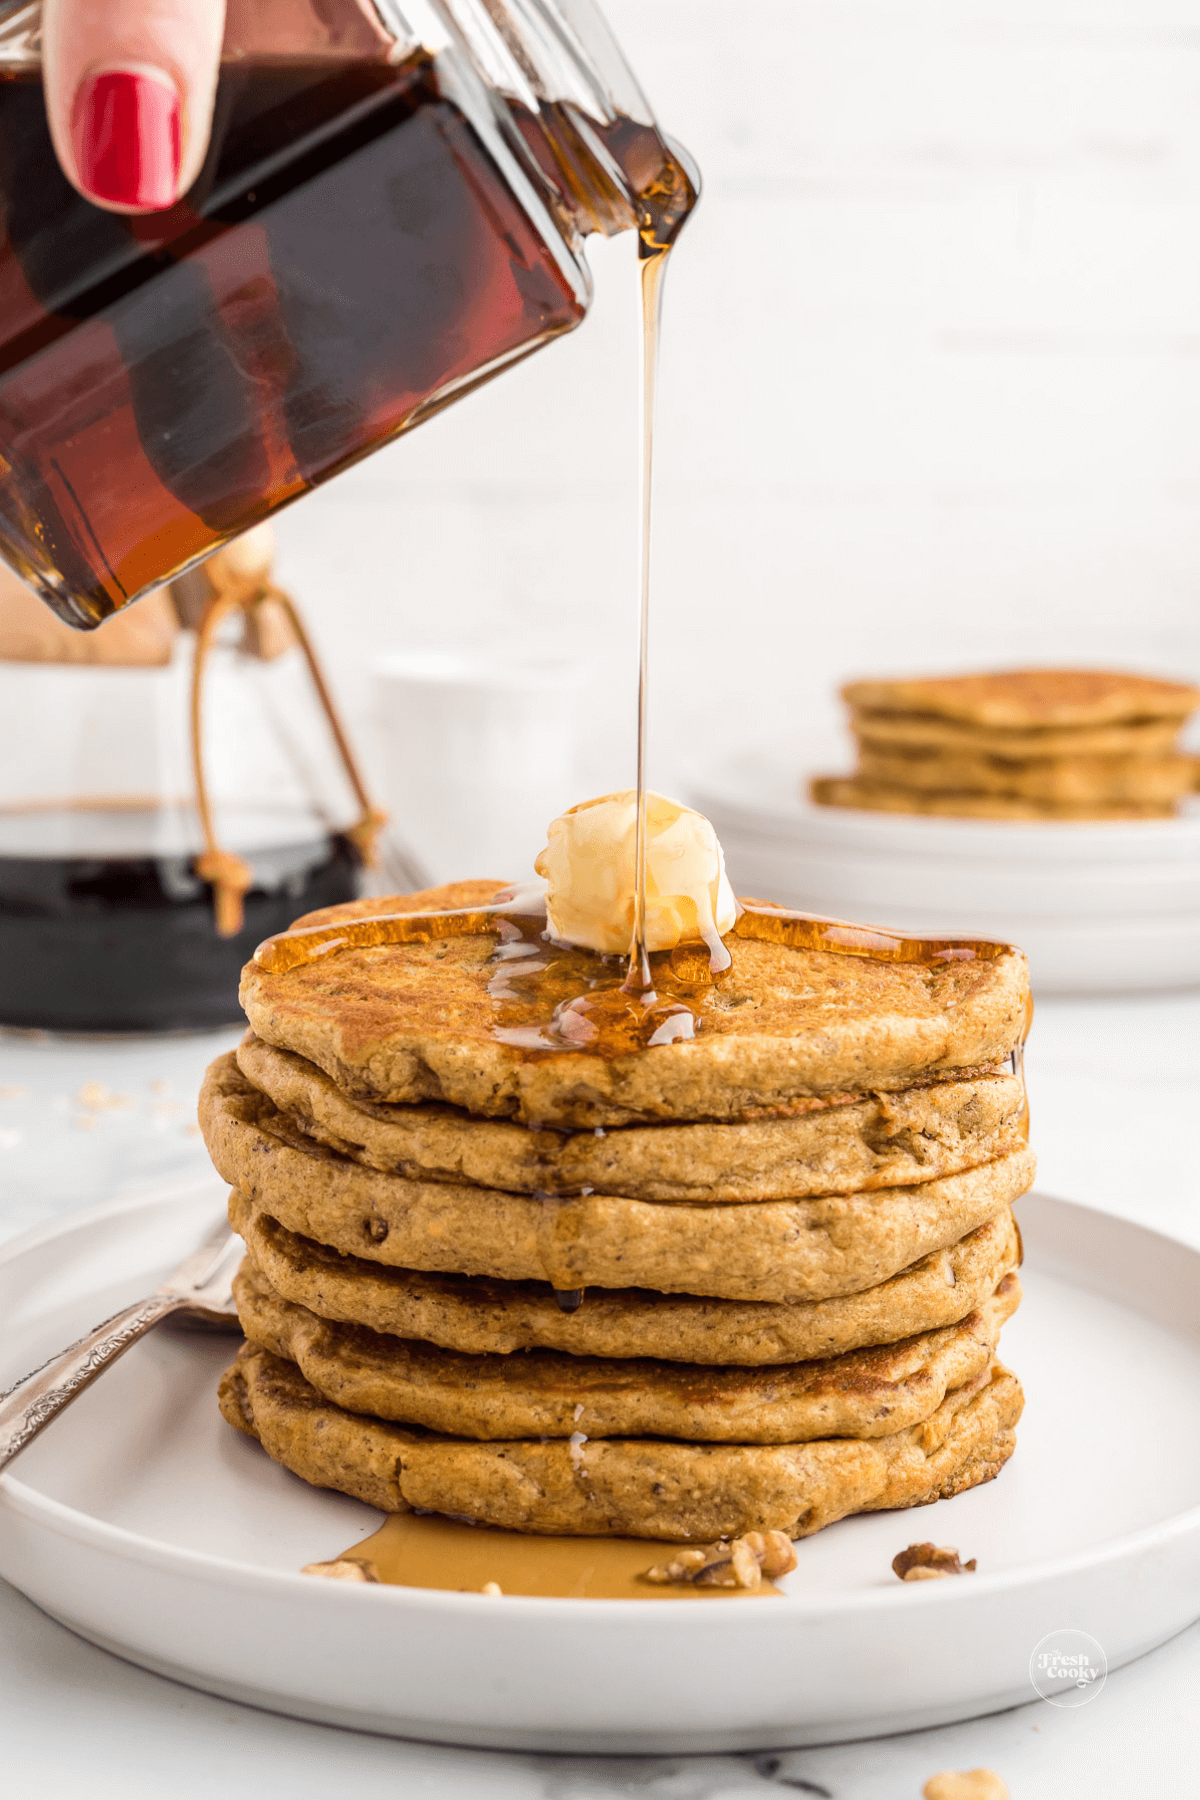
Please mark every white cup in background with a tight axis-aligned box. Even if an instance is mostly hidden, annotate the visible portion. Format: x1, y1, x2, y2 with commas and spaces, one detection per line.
373, 652, 586, 887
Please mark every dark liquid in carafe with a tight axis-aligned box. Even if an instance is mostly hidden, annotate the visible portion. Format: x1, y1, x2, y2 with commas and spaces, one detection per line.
0, 813, 360, 1030
0, 54, 587, 627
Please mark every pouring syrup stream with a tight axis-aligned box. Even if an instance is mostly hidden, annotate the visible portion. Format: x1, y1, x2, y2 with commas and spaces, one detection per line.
623, 240, 670, 1002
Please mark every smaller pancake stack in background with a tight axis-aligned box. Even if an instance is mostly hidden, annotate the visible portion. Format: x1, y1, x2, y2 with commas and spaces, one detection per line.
202, 880, 1035, 1547
812, 668, 1200, 821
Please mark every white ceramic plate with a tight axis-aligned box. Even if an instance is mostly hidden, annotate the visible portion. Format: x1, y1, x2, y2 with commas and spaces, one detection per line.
1, 1180, 1198, 1753
690, 757, 1200, 995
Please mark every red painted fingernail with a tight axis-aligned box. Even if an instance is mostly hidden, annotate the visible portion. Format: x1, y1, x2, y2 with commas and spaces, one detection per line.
72, 69, 182, 210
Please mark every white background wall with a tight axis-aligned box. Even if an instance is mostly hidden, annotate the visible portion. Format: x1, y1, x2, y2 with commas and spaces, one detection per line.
272, 0, 1200, 858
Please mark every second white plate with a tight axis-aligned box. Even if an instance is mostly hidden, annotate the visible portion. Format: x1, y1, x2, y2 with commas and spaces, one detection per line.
691, 757, 1200, 994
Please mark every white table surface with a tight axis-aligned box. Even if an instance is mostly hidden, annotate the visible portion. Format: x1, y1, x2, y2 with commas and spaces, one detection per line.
1, 993, 1198, 1799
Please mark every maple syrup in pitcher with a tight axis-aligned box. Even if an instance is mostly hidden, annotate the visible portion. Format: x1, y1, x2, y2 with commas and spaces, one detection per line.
0, 0, 699, 629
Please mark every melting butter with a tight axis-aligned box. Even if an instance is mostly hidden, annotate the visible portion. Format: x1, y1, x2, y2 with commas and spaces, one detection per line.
534, 791, 736, 962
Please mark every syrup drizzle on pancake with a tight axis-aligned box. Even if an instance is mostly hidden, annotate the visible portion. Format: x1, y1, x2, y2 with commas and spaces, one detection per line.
254, 893, 1010, 985
488, 903, 713, 1056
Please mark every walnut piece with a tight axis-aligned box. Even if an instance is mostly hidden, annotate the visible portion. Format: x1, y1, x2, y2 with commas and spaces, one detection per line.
923, 1770, 1008, 1800
300, 1558, 380, 1582
893, 1542, 977, 1582
644, 1530, 797, 1590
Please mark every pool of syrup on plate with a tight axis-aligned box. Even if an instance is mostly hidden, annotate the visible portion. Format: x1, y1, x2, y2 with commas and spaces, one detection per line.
327, 1512, 780, 1601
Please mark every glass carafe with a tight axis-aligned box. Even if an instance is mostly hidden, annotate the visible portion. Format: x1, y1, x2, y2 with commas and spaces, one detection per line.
0, 532, 379, 1031
0, 0, 697, 629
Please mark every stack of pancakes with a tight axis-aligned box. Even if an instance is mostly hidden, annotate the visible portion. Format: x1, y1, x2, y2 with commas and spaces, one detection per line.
812, 667, 1200, 820
205, 883, 1034, 1544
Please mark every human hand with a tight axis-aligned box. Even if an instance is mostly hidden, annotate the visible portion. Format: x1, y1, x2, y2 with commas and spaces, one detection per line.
42, 0, 226, 211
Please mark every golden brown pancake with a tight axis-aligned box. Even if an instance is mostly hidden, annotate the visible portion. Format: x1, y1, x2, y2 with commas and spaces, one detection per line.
856, 745, 1194, 805
236, 1033, 1026, 1203
208, 1067, 1034, 1303
233, 1253, 1020, 1443
237, 883, 1030, 1126
810, 776, 1172, 821
234, 1205, 1022, 1366
842, 668, 1200, 730
219, 1342, 1023, 1540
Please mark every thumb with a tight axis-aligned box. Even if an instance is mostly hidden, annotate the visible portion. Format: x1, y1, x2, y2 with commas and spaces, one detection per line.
42, 0, 226, 212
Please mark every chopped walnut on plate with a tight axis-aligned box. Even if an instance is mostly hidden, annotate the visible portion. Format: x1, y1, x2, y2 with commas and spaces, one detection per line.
923, 1769, 1008, 1800
300, 1558, 380, 1583
893, 1542, 977, 1582
644, 1530, 797, 1590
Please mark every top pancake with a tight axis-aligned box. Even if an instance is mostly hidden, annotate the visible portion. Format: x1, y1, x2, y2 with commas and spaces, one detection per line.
240, 883, 1029, 1128
843, 667, 1200, 730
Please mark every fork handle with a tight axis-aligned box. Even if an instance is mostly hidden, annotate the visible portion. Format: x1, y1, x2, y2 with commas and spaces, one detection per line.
0, 1292, 183, 1472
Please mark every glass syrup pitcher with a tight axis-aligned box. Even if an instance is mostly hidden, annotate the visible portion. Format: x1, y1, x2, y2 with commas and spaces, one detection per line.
0, 0, 697, 630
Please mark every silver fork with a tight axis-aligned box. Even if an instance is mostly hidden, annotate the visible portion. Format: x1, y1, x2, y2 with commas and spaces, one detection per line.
0, 1219, 242, 1473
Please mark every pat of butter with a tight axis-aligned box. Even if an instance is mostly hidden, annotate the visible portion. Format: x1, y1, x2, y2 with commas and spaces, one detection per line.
534, 791, 736, 957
